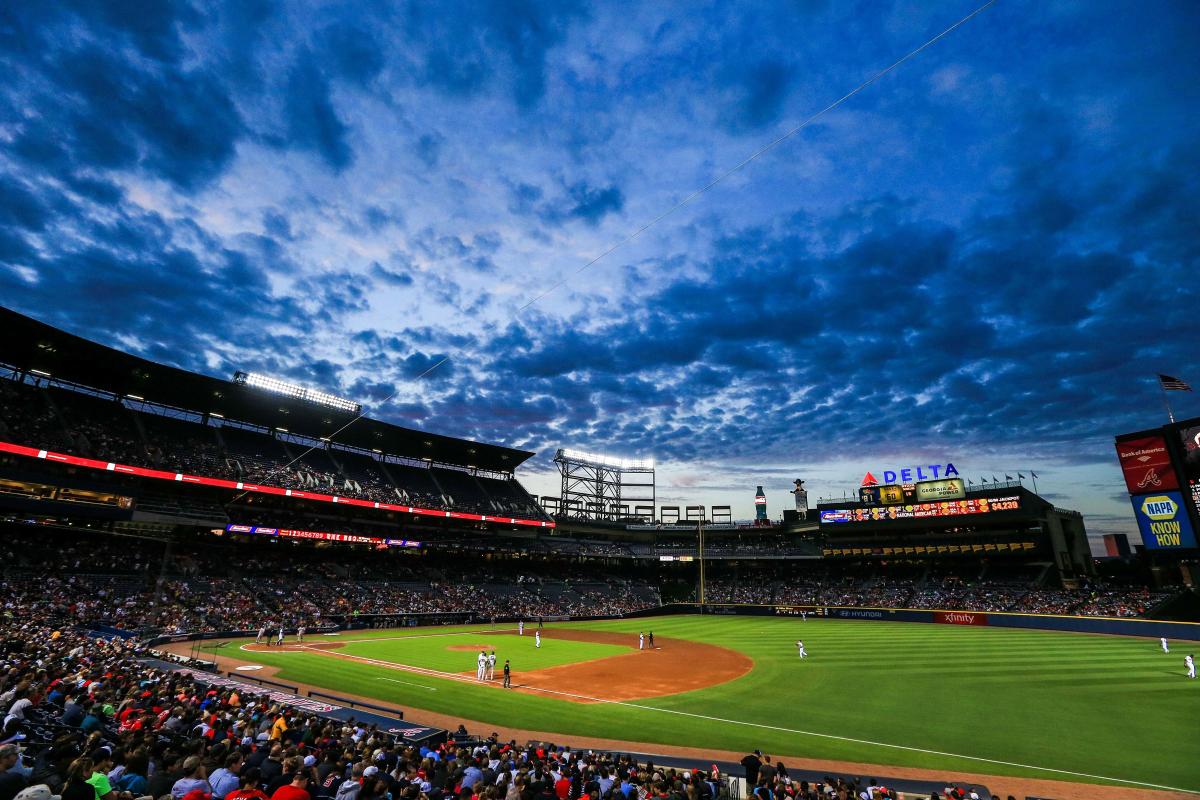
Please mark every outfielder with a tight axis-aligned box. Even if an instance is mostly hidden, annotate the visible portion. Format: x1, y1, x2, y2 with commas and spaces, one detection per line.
1187, 654, 1196, 679
796, 640, 807, 659
535, 630, 541, 649
1162, 637, 1169, 654
519, 620, 525, 636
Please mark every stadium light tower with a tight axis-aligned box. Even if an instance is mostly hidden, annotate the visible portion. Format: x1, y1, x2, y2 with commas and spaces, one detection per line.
555, 447, 655, 522
233, 371, 362, 414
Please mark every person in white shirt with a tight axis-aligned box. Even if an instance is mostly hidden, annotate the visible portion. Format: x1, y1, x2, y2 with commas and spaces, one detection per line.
638, 632, 644, 650
486, 651, 497, 680
796, 640, 807, 659
476, 651, 487, 681
535, 630, 541, 649
1161, 637, 1169, 653
1186, 654, 1196, 679
276, 627, 284, 646
296, 626, 305, 643
256, 626, 265, 645
518, 620, 524, 636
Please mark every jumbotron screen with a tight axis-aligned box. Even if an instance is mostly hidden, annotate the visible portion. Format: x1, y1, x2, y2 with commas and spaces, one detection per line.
1179, 424, 1200, 517
821, 495, 1021, 524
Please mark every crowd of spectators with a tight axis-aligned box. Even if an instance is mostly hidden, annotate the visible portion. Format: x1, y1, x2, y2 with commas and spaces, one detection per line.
702, 569, 1175, 618
0, 380, 546, 521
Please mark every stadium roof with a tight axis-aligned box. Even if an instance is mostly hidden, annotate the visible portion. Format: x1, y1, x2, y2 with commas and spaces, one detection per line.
0, 307, 534, 472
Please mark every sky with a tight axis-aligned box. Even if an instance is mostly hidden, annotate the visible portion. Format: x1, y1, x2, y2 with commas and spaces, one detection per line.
1, 1, 1198, 543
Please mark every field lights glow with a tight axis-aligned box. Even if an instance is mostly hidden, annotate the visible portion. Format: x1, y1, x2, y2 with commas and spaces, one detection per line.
560, 448, 654, 470
233, 371, 361, 414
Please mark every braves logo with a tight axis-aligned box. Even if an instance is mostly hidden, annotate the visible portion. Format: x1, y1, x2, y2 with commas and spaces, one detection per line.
1137, 468, 1163, 489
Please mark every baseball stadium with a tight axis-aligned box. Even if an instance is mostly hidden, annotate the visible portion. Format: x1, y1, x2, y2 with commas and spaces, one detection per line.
3, 4, 1200, 800
0, 309, 1198, 800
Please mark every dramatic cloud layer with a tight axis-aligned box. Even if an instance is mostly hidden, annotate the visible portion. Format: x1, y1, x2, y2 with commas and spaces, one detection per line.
1, 0, 1197, 536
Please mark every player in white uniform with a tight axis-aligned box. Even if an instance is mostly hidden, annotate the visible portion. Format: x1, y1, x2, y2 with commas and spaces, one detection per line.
1186, 654, 1196, 679
256, 626, 266, 645
296, 626, 305, 643
276, 627, 285, 646
476, 651, 487, 681
1161, 637, 1169, 653
535, 630, 541, 649
796, 640, 807, 659
519, 620, 525, 636
638, 632, 644, 650
486, 651, 497, 680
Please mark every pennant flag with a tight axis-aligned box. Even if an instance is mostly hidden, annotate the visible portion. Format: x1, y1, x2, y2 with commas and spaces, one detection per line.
1031, 470, 1039, 478
967, 478, 974, 486
1018, 472, 1026, 479
992, 475, 999, 482
980, 476, 989, 483
1005, 474, 1013, 481
1159, 374, 1193, 392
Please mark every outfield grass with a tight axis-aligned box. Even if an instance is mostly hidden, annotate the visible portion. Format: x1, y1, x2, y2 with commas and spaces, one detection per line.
208, 616, 1200, 792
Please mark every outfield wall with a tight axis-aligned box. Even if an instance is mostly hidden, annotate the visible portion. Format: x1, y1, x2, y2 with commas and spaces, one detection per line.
627, 603, 1200, 640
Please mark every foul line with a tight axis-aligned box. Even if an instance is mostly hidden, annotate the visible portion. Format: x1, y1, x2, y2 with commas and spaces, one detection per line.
239, 628, 521, 652
292, 645, 1198, 795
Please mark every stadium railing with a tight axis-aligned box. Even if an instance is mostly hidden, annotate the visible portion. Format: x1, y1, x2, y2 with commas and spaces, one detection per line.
305, 689, 405, 719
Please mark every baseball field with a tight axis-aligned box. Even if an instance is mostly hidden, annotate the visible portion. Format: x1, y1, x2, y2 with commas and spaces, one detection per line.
196, 615, 1199, 794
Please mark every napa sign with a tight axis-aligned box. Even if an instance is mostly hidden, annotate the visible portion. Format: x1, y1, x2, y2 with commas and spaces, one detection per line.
862, 463, 959, 486
1130, 491, 1197, 550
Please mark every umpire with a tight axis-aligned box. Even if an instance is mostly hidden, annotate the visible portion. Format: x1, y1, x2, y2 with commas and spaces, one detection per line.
503, 659, 511, 688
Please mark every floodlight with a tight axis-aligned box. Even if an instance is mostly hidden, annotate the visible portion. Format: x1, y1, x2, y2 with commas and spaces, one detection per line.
559, 448, 654, 470
233, 371, 362, 414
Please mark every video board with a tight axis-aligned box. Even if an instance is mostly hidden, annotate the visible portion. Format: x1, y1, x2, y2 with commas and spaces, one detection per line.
1179, 425, 1200, 520
821, 495, 1020, 524
859, 478, 966, 505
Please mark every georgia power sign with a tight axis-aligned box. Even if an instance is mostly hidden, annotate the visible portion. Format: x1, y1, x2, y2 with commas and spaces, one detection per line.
1131, 492, 1197, 549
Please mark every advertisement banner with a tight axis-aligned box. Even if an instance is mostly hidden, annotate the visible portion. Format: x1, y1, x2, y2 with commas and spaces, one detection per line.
1115, 435, 1179, 493
915, 478, 966, 502
934, 611, 989, 626
1130, 492, 1198, 549
878, 485, 906, 504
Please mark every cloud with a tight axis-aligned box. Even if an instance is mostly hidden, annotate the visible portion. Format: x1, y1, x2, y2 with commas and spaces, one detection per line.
282, 48, 353, 170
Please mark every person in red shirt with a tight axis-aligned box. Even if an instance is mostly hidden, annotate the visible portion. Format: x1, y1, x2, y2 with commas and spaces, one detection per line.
270, 773, 310, 800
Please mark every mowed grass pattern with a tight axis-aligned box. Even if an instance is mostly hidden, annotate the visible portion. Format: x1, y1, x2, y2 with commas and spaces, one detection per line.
212, 616, 1200, 792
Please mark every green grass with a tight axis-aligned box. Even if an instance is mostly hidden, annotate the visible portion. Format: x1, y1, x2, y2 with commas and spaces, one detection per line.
207, 616, 1200, 793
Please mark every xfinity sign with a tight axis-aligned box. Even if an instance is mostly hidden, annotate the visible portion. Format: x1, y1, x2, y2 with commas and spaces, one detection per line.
881, 463, 959, 484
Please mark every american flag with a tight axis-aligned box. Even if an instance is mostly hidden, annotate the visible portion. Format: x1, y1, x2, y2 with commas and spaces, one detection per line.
1159, 374, 1193, 392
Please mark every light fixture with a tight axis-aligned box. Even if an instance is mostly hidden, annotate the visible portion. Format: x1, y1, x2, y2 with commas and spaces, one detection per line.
558, 448, 654, 470
233, 371, 361, 414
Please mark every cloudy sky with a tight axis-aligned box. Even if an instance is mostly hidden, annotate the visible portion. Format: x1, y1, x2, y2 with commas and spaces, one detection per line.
1, 0, 1198, 538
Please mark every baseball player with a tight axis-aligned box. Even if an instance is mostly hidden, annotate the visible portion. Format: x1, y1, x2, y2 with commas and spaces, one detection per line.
801, 610, 807, 622
638, 632, 644, 650
1162, 637, 1170, 654
486, 650, 497, 681
296, 626, 305, 643
256, 626, 266, 645
1187, 654, 1196, 679
519, 620, 525, 636
277, 627, 285, 646
535, 630, 541, 649
502, 659, 511, 688
796, 640, 807, 659
476, 650, 487, 681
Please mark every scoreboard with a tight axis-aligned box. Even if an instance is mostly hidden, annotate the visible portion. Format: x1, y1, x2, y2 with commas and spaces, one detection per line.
821, 494, 1021, 524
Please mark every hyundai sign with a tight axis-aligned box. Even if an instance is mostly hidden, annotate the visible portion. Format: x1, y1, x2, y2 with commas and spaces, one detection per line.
1130, 492, 1197, 550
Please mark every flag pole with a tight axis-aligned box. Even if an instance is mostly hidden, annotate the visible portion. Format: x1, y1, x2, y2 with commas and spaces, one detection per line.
1159, 379, 1177, 424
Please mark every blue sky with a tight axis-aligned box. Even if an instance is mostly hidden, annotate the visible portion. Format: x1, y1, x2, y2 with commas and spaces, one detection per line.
1, 1, 1198, 539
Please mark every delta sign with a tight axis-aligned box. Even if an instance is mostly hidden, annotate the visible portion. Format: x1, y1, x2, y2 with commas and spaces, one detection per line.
1130, 492, 1197, 550
861, 463, 959, 487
